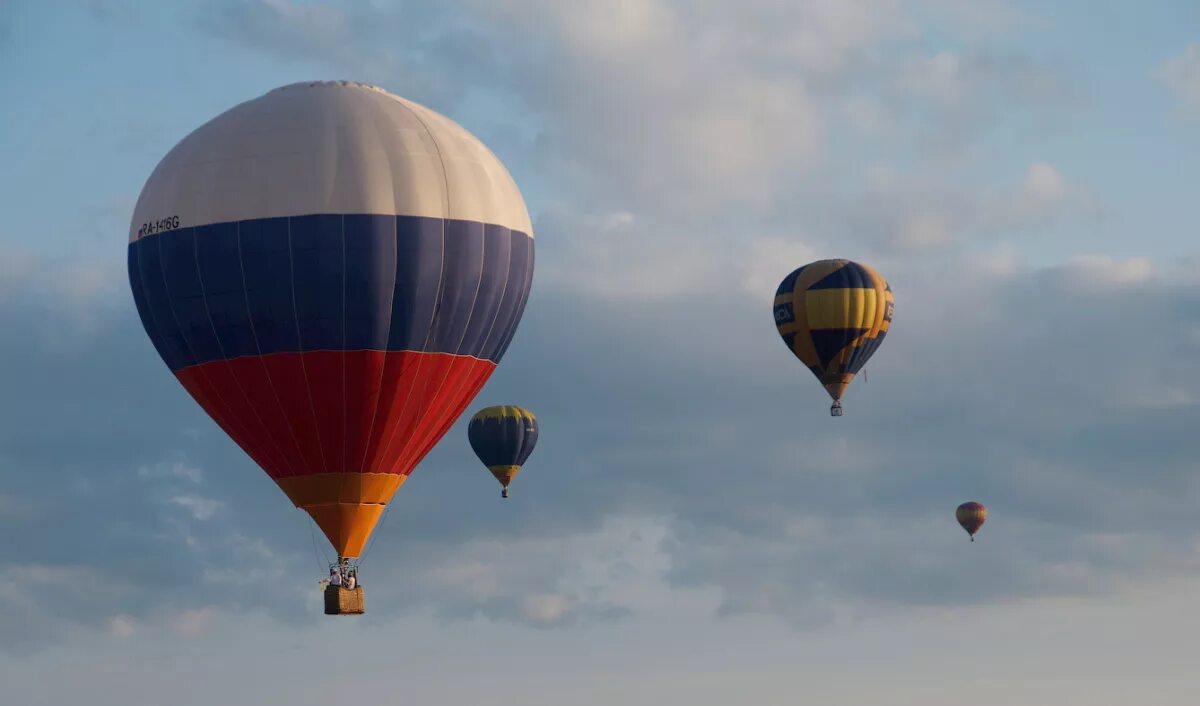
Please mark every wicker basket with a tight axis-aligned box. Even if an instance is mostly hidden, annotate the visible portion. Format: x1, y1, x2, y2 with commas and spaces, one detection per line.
324, 585, 365, 615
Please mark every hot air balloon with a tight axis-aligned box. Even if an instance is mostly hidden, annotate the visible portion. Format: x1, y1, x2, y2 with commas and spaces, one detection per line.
127, 81, 535, 610
773, 259, 893, 416
956, 502, 987, 541
467, 405, 539, 498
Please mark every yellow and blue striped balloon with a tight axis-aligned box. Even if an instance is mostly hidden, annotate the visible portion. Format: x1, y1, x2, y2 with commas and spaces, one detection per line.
956, 501, 987, 541
773, 259, 894, 416
467, 405, 539, 498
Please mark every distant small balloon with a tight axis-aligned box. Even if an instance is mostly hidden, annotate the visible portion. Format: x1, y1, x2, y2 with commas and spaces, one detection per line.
468, 405, 539, 499
956, 502, 988, 541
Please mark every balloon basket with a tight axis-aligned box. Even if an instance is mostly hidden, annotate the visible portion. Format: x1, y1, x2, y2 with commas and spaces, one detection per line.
324, 585, 365, 615
830, 402, 843, 417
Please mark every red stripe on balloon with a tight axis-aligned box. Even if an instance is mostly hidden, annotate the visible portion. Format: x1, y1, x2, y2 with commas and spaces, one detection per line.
175, 351, 496, 480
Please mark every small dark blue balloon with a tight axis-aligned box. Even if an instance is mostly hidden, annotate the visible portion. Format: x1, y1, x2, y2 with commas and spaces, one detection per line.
468, 406, 539, 496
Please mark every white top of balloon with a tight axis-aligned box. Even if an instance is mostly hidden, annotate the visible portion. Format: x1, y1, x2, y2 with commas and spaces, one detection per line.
130, 80, 533, 242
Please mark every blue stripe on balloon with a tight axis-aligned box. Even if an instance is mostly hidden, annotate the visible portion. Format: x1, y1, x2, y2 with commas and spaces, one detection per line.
775, 265, 805, 296
808, 261, 870, 290
127, 214, 534, 371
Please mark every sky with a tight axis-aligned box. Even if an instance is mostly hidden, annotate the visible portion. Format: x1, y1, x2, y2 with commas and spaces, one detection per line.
2, 1, 1200, 703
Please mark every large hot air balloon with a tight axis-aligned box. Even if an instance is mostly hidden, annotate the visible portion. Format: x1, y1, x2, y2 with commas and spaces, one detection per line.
956, 502, 987, 541
127, 81, 535, 577
467, 405, 539, 498
773, 259, 893, 416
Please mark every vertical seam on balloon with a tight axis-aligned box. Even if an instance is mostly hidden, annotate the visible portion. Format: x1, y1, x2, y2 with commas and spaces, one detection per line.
358, 217, 449, 561
337, 214, 348, 502
398, 219, 489, 470
399, 99, 453, 224
425, 363, 494, 464
843, 264, 857, 373
372, 101, 451, 471
844, 266, 864, 374
853, 266, 879, 374
789, 265, 817, 378
355, 215, 399, 475
372, 220, 444, 475
496, 236, 535, 360
373, 216, 446, 472
154, 229, 254, 448
192, 224, 290, 476
859, 272, 887, 374
855, 272, 884, 374
128, 248, 167, 364
859, 266, 877, 373
510, 417, 527, 477
849, 264, 859, 374
288, 216, 331, 474
236, 220, 307, 478
476, 226, 514, 360
839, 262, 854, 374
131, 245, 173, 370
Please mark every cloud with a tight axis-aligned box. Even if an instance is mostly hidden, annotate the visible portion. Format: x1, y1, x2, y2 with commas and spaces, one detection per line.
194, 0, 1070, 220
109, 614, 137, 638
170, 494, 222, 522
195, 0, 490, 114
0, 246, 128, 343
1039, 255, 1154, 292
0, 564, 137, 643
170, 606, 220, 637
519, 593, 571, 624
368, 516, 679, 628
138, 460, 205, 485
1024, 161, 1066, 202
1158, 43, 1200, 113
791, 160, 1091, 254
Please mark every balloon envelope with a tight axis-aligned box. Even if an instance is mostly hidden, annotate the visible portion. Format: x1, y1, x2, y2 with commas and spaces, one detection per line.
127, 81, 535, 557
773, 259, 893, 409
956, 501, 988, 538
467, 405, 539, 491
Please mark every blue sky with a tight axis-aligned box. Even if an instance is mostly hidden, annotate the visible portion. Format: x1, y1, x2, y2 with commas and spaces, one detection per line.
3, 2, 1200, 704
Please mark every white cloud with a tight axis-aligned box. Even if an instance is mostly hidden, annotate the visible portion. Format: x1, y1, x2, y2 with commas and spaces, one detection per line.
917, 0, 1035, 37
1158, 43, 1200, 112
962, 244, 1023, 280
519, 593, 571, 624
109, 614, 137, 638
1046, 255, 1155, 292
390, 516, 713, 628
536, 209, 728, 301
170, 606, 220, 637
899, 211, 955, 249
0, 246, 125, 336
898, 51, 967, 103
841, 94, 894, 138
1024, 161, 1066, 202
138, 460, 205, 485
170, 494, 222, 521
740, 237, 822, 303
827, 160, 1087, 254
